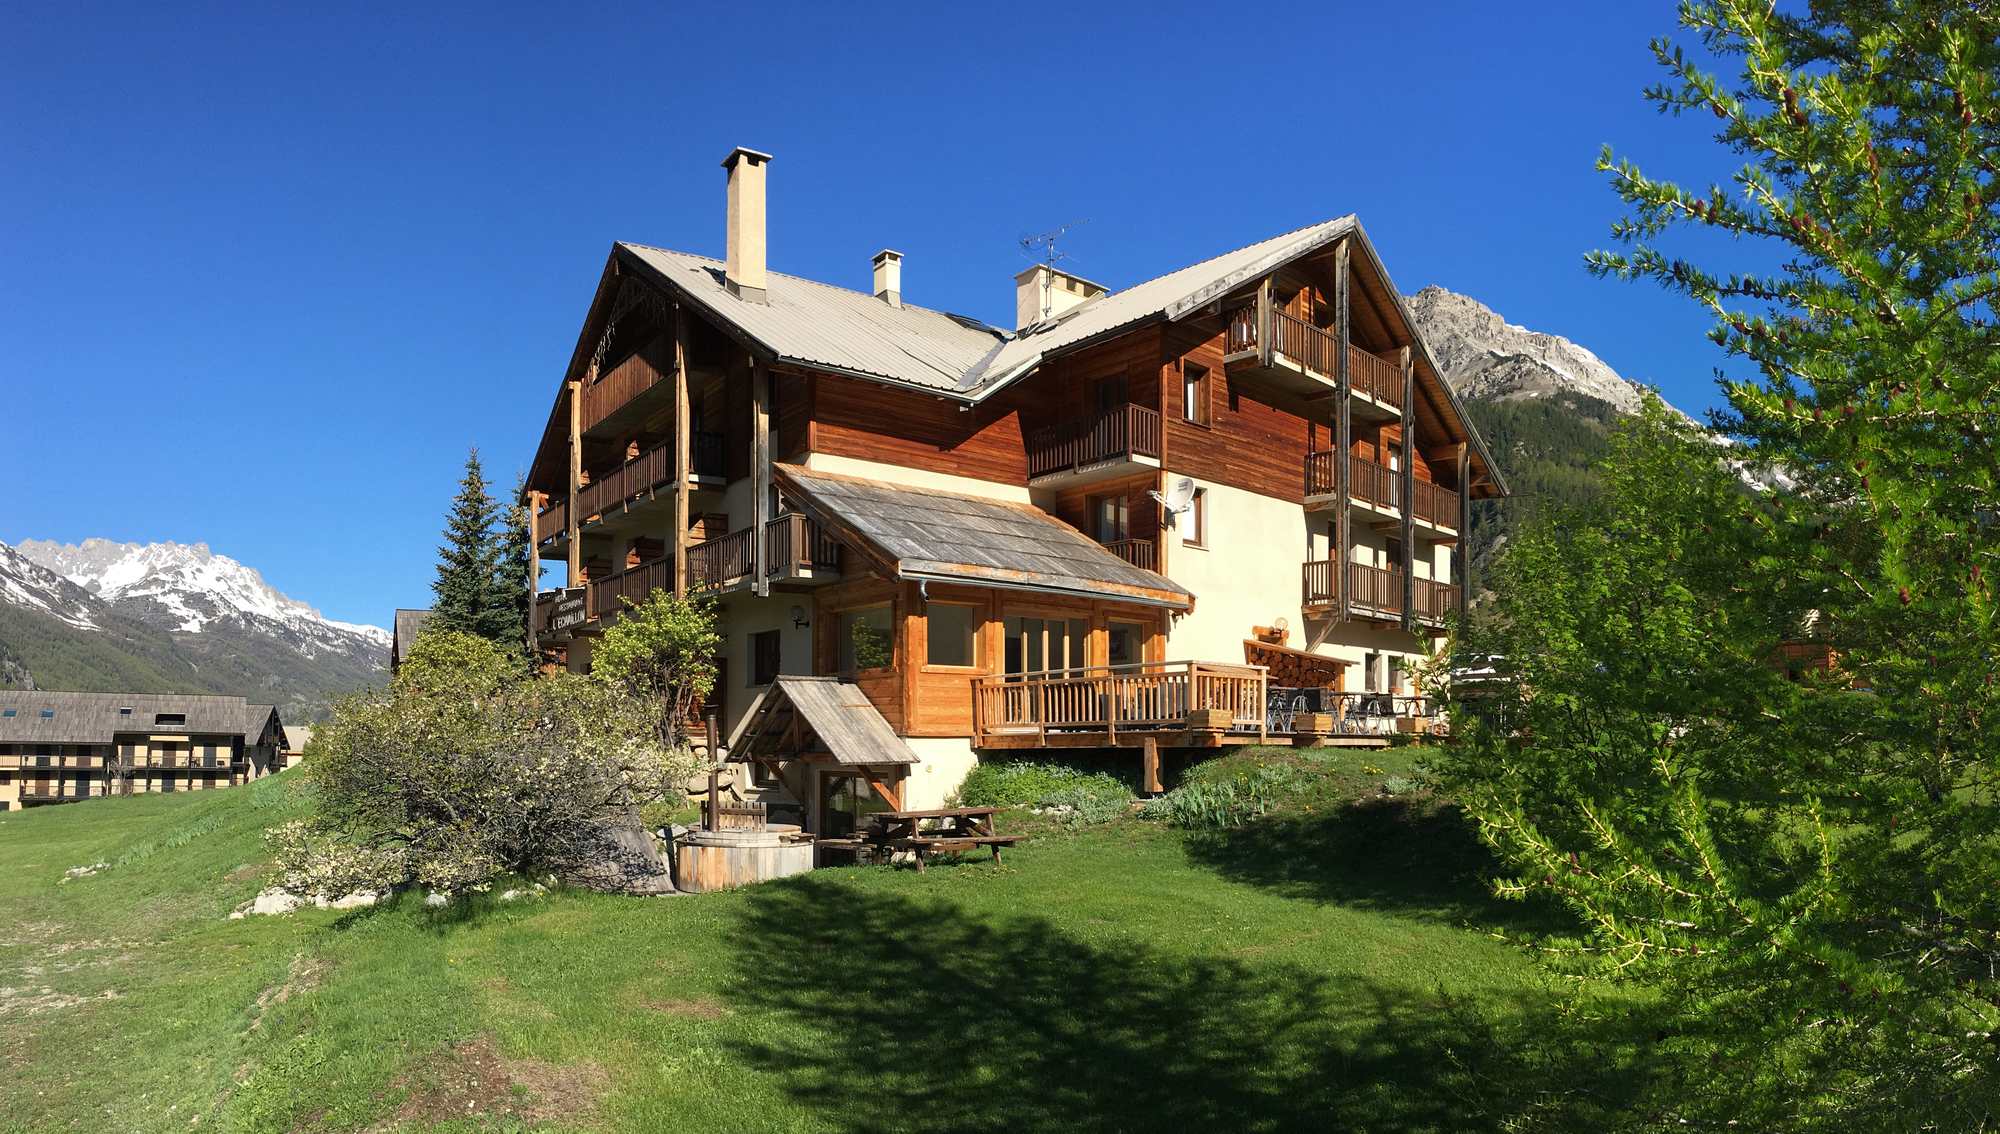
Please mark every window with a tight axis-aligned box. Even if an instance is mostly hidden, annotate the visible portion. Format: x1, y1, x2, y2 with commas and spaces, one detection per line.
2, 709, 14, 718
1092, 376, 1127, 416
118, 706, 132, 716
926, 603, 978, 667
837, 606, 894, 673
1363, 652, 1382, 693
38, 709, 53, 720
155, 713, 186, 727
1182, 488, 1207, 547
1386, 537, 1404, 567
1108, 620, 1146, 668
1090, 494, 1130, 544
1003, 615, 1090, 677
750, 630, 782, 686
1182, 362, 1211, 426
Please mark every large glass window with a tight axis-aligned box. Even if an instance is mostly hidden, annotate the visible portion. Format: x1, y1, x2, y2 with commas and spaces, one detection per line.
1108, 620, 1146, 668
1003, 615, 1091, 677
838, 605, 894, 673
926, 603, 978, 667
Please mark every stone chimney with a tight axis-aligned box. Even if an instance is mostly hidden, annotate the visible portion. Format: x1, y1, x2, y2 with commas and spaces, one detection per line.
1014, 263, 1107, 330
722, 147, 772, 303
871, 249, 903, 307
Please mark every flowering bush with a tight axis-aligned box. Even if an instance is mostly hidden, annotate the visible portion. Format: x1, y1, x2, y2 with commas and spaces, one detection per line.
278, 630, 699, 894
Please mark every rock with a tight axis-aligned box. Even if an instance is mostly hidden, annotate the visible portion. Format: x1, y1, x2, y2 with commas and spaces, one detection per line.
324, 890, 380, 910
59, 862, 107, 883
423, 892, 449, 908
228, 886, 379, 919
559, 808, 679, 895
1405, 286, 1662, 415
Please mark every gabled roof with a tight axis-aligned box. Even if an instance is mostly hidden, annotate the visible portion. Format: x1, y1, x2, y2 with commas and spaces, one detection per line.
740, 676, 917, 767
773, 464, 1193, 610
618, 244, 1007, 393
0, 691, 273, 744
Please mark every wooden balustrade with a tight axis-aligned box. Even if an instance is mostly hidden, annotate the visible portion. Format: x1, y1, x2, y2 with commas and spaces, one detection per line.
1026, 404, 1163, 479
1102, 538, 1156, 571
580, 352, 666, 435
1226, 305, 1258, 355
1347, 343, 1402, 404
689, 527, 756, 589
1303, 452, 1400, 511
764, 513, 840, 578
1412, 576, 1460, 624
1410, 478, 1461, 530
538, 430, 725, 536
691, 430, 725, 478
1302, 558, 1339, 607
971, 661, 1269, 744
1346, 561, 1405, 615
535, 496, 568, 543
1269, 308, 1338, 375
587, 559, 673, 618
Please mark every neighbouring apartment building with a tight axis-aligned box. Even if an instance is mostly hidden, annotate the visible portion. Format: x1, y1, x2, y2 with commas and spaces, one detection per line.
0, 691, 284, 810
523, 147, 1507, 831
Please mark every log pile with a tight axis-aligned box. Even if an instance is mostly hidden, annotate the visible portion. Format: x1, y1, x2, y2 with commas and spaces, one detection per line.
1243, 639, 1349, 691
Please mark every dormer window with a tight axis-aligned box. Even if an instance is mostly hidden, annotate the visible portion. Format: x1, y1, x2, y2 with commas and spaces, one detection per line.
155, 713, 186, 727
119, 707, 133, 716
38, 709, 53, 719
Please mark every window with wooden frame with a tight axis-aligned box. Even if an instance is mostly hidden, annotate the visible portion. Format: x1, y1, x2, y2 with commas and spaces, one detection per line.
1182, 488, 1208, 547
750, 629, 781, 686
837, 604, 895, 674
1181, 361, 1211, 426
925, 603, 979, 668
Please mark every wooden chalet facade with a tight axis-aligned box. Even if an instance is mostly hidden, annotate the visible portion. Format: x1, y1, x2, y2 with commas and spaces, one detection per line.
0, 692, 283, 810
524, 147, 1506, 826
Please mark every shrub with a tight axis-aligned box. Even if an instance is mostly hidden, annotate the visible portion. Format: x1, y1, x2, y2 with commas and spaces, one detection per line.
954, 760, 1132, 828
281, 630, 700, 894
1141, 763, 1302, 830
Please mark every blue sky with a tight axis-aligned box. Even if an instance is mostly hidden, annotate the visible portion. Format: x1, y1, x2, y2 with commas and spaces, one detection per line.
1, 1, 1748, 628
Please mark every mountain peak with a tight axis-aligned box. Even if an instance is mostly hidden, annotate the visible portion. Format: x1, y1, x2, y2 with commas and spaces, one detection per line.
1406, 286, 1661, 416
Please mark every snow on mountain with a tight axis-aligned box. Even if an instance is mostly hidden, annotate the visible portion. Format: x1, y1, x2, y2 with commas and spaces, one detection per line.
1406, 285, 1673, 415
0, 542, 103, 631
15, 539, 391, 653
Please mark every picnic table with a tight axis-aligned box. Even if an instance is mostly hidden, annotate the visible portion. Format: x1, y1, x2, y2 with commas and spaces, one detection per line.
863, 806, 1023, 871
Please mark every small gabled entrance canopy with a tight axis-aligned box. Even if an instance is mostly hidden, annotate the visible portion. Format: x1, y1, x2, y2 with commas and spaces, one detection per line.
731, 676, 915, 814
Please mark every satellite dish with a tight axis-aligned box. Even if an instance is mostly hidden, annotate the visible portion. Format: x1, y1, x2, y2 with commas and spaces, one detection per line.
1147, 477, 1199, 526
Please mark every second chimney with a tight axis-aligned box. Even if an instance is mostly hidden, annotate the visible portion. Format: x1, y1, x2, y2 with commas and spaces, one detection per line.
722, 146, 772, 303
872, 249, 903, 307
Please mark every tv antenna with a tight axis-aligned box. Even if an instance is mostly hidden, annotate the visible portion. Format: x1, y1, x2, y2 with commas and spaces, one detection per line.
1018, 221, 1088, 325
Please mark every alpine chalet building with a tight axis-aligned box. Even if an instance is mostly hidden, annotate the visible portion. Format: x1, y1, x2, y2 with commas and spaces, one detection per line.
524, 147, 1507, 828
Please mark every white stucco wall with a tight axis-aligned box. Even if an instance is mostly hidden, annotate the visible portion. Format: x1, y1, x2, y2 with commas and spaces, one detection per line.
901, 736, 980, 811
1160, 476, 1442, 691
714, 592, 816, 738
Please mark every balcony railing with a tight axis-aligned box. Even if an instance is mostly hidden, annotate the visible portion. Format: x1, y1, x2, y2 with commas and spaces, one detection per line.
1304, 452, 1401, 512
1101, 538, 1156, 571
1303, 560, 1407, 615
972, 660, 1269, 744
689, 527, 756, 589
537, 431, 725, 541
1226, 306, 1403, 406
1411, 576, 1460, 625
1026, 404, 1163, 479
764, 513, 840, 579
1410, 478, 1461, 531
587, 559, 675, 619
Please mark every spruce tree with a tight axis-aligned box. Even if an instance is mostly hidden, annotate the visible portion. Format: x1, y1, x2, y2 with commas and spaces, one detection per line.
431, 449, 503, 638
483, 476, 534, 656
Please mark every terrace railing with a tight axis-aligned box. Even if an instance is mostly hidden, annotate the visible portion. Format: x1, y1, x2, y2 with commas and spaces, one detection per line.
972, 660, 1268, 745
1026, 404, 1163, 479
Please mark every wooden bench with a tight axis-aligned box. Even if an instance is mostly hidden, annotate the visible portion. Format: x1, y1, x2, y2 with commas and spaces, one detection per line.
864, 806, 1020, 871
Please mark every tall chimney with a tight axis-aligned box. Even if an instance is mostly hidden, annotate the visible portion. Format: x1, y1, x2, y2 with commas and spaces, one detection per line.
1014, 263, 1108, 330
722, 146, 772, 303
872, 249, 903, 307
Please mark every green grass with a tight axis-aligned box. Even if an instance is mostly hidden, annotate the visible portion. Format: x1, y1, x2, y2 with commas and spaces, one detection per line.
0, 750, 1659, 1133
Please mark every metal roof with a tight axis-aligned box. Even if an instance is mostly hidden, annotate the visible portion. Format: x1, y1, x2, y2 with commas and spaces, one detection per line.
769, 676, 916, 766
618, 244, 1007, 392
0, 691, 280, 745
774, 464, 1193, 609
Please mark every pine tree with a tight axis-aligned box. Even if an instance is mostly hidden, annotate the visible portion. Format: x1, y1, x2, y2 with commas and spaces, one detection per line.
431, 449, 503, 638
483, 476, 533, 657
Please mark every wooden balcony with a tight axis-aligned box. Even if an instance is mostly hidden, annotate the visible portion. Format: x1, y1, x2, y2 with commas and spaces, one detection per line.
1303, 560, 1460, 628
1101, 538, 1157, 571
972, 661, 1269, 748
536, 432, 724, 551
1304, 452, 1400, 515
1224, 306, 1403, 416
1026, 404, 1163, 483
761, 513, 842, 583
1409, 478, 1462, 535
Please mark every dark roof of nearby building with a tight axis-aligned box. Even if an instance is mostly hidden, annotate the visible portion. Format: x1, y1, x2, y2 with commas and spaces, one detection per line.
392, 609, 433, 658
0, 691, 281, 745
773, 464, 1194, 609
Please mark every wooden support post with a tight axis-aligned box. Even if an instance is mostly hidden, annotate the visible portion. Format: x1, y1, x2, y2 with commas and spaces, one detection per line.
1457, 446, 1473, 620
1255, 275, 1274, 367
751, 357, 771, 596
672, 304, 691, 599
1141, 736, 1162, 795
566, 379, 584, 584
1333, 239, 1352, 624
526, 489, 544, 654
1399, 345, 1416, 634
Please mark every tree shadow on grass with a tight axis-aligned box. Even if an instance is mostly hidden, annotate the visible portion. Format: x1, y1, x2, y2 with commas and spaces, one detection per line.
1185, 794, 1571, 937
721, 878, 1659, 1134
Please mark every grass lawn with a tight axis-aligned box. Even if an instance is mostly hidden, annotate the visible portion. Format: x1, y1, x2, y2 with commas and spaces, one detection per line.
0, 746, 1657, 1133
